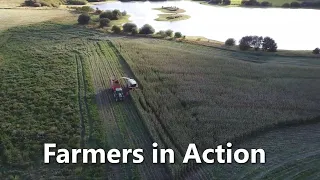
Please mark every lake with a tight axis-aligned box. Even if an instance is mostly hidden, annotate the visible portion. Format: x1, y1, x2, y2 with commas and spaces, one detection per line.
93, 1, 320, 50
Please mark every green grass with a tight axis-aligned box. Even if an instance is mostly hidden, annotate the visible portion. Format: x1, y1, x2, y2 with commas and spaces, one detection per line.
155, 14, 190, 22
0, 9, 75, 31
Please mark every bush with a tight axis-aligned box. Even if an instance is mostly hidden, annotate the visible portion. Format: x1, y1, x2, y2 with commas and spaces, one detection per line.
242, 0, 260, 6
95, 8, 102, 15
131, 28, 138, 35
75, 6, 94, 13
174, 32, 182, 38
313, 48, 320, 54
290, 2, 301, 8
123, 23, 137, 33
157, 30, 166, 37
210, 0, 222, 4
262, 37, 277, 52
122, 11, 127, 16
165, 29, 173, 37
225, 38, 235, 46
282, 3, 290, 7
112, 9, 122, 20
139, 24, 155, 35
100, 10, 113, 19
40, 1, 51, 6
33, 2, 41, 7
99, 18, 110, 27
112, 25, 121, 34
260, 1, 272, 7
223, 0, 231, 5
78, 14, 90, 25
68, 0, 87, 5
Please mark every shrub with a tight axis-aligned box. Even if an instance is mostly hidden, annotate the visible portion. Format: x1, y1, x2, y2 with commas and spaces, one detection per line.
99, 18, 110, 27
78, 14, 90, 25
225, 38, 235, 46
223, 0, 231, 5
33, 2, 41, 7
131, 28, 138, 35
210, 0, 222, 4
95, 8, 102, 15
260, 1, 272, 7
112, 9, 122, 20
40, 1, 50, 6
165, 29, 173, 37
157, 30, 166, 37
139, 24, 155, 35
75, 6, 94, 13
282, 3, 290, 7
242, 0, 260, 6
100, 10, 113, 19
313, 48, 320, 54
112, 25, 121, 34
174, 32, 182, 38
262, 37, 277, 52
123, 23, 137, 33
290, 2, 301, 8
68, 0, 87, 5
122, 11, 127, 16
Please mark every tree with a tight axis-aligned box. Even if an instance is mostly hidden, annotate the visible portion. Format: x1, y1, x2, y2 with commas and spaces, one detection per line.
139, 24, 155, 35
174, 32, 182, 38
131, 28, 138, 35
123, 23, 137, 33
99, 18, 110, 28
262, 37, 277, 52
313, 48, 320, 54
112, 25, 121, 34
239, 36, 253, 50
225, 38, 235, 46
282, 3, 290, 7
251, 36, 263, 50
165, 29, 173, 37
78, 14, 90, 25
290, 2, 301, 8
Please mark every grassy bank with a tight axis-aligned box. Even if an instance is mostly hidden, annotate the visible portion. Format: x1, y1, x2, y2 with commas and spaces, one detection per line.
155, 14, 190, 22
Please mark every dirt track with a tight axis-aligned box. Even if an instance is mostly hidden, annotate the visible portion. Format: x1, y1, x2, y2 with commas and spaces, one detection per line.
82, 39, 171, 180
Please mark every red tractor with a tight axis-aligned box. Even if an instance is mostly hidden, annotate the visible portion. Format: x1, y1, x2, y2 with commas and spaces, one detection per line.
110, 77, 138, 101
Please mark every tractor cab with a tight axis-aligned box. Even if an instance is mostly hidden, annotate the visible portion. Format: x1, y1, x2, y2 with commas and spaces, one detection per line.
114, 88, 124, 101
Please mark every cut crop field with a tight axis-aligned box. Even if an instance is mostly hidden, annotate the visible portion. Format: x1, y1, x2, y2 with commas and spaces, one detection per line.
0, 22, 170, 179
111, 37, 320, 176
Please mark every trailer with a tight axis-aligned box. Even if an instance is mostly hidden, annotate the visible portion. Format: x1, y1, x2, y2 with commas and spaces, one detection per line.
111, 79, 124, 102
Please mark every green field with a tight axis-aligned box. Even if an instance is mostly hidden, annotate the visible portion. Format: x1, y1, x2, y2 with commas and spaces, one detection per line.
0, 5, 320, 179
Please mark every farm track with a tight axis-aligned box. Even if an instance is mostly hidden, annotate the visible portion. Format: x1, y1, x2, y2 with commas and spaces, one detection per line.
83, 39, 171, 180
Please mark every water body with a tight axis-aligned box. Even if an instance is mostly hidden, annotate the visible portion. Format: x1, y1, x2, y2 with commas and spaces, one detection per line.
94, 1, 320, 50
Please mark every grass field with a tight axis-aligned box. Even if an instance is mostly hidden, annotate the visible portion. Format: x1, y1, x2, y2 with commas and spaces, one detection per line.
0, 9, 75, 31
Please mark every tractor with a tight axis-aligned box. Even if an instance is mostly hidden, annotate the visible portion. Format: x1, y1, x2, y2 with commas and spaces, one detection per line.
110, 77, 138, 101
